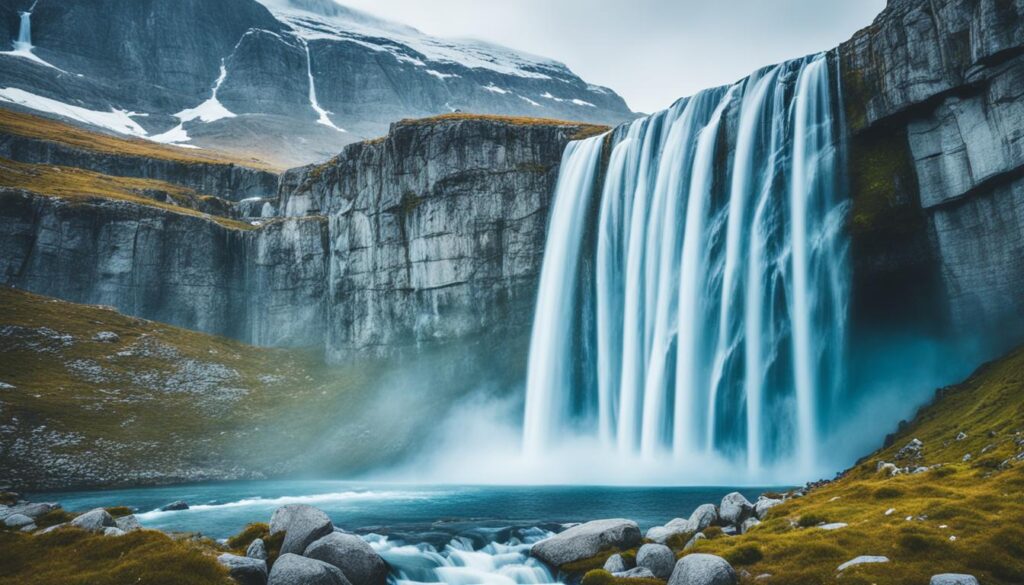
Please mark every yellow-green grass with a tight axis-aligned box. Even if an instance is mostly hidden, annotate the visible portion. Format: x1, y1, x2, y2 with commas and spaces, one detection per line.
0, 157, 254, 230
685, 347, 1024, 584
0, 287, 375, 485
394, 112, 609, 140
0, 528, 232, 585
0, 107, 279, 172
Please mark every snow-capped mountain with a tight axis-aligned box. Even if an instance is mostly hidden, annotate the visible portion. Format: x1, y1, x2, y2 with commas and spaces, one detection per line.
0, 0, 633, 167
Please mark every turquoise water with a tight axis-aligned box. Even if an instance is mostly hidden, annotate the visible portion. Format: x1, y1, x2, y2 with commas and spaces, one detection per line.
31, 481, 780, 539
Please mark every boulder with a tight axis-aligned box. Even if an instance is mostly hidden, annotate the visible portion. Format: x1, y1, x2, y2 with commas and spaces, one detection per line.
753, 497, 782, 520
531, 519, 641, 568
930, 575, 980, 585
837, 556, 889, 571
636, 543, 675, 579
819, 523, 847, 531
719, 493, 753, 527
303, 532, 389, 585
93, 331, 120, 343
4, 513, 34, 529
269, 505, 334, 556
70, 508, 116, 532
160, 501, 189, 511
104, 527, 126, 537
740, 518, 761, 534
684, 532, 706, 551
689, 504, 719, 531
668, 554, 738, 585
603, 553, 630, 573
115, 515, 142, 532
219, 553, 269, 585
895, 438, 923, 461
247, 538, 268, 560
268, 553, 350, 585
615, 567, 657, 579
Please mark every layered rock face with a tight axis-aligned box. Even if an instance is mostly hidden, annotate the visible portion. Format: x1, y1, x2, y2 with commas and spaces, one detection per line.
841, 0, 1024, 339
0, 116, 592, 361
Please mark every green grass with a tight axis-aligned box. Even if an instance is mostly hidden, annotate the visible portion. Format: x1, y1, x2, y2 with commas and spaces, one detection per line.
0, 529, 232, 585
686, 346, 1024, 584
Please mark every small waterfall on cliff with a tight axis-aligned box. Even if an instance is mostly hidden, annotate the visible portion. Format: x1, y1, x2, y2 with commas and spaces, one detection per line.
14, 10, 33, 52
300, 38, 345, 132
523, 53, 849, 479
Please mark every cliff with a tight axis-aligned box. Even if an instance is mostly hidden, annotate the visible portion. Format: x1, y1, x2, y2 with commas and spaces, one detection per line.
841, 0, 1024, 342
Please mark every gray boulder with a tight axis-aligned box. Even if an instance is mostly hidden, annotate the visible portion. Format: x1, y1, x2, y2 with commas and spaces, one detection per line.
603, 553, 630, 573
895, 438, 923, 461
615, 567, 657, 579
930, 575, 980, 585
219, 553, 268, 585
689, 504, 718, 531
684, 532, 706, 551
247, 538, 268, 560
740, 518, 761, 534
4, 513, 34, 528
160, 501, 189, 511
269, 505, 334, 556
104, 527, 126, 537
531, 519, 641, 567
304, 532, 389, 585
753, 497, 782, 520
669, 554, 737, 585
70, 508, 116, 532
115, 515, 142, 532
268, 553, 350, 585
93, 331, 120, 343
636, 543, 675, 580
719, 493, 753, 527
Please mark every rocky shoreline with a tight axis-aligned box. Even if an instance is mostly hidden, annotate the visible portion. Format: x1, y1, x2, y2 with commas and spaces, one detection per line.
0, 480, 982, 585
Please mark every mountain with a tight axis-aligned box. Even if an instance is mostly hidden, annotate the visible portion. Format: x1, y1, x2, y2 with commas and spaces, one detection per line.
0, 0, 634, 167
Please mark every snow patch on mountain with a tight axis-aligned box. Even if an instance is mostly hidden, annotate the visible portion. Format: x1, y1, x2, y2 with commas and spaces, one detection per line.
255, 0, 571, 80
0, 87, 147, 137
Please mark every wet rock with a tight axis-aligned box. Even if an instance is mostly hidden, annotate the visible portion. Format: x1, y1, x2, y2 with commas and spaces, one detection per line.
531, 519, 641, 568
603, 553, 630, 573
930, 574, 980, 585
115, 515, 142, 532
753, 497, 782, 520
837, 556, 889, 571
70, 508, 116, 532
267, 553, 350, 585
719, 493, 753, 527
269, 504, 334, 556
4, 513, 34, 529
668, 553, 738, 585
247, 538, 268, 560
636, 543, 675, 579
615, 567, 657, 579
219, 553, 269, 585
160, 501, 189, 511
303, 532, 388, 585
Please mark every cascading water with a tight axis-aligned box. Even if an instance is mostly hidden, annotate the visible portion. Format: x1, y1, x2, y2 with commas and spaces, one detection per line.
523, 52, 849, 480
300, 38, 345, 132
14, 9, 33, 52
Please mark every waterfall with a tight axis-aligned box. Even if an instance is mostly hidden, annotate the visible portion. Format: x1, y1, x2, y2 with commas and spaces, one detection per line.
14, 10, 32, 52
522, 53, 849, 477
300, 38, 345, 132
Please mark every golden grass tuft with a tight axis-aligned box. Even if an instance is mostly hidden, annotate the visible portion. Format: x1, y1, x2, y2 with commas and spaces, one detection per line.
0, 529, 232, 585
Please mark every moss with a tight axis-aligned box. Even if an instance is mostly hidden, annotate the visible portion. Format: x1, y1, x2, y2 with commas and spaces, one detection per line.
664, 530, 695, 549
847, 128, 917, 236
399, 191, 423, 215
723, 543, 764, 565
0, 493, 18, 506
683, 344, 1024, 585
226, 523, 269, 551
796, 514, 827, 528
560, 548, 637, 573
0, 158, 255, 231
0, 528, 232, 585
34, 509, 75, 528
105, 507, 134, 518
701, 526, 724, 539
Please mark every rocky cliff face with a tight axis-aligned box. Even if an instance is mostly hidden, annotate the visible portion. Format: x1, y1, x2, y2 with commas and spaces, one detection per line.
840, 0, 1024, 341
0, 115, 596, 362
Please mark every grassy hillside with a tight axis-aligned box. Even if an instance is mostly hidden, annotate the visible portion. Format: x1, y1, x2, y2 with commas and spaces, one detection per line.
684, 347, 1024, 584
0, 157, 252, 230
0, 108, 278, 172
0, 287, 378, 489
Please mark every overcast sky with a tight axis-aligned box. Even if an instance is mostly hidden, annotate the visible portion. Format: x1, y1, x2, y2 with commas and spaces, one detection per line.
337, 0, 887, 113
